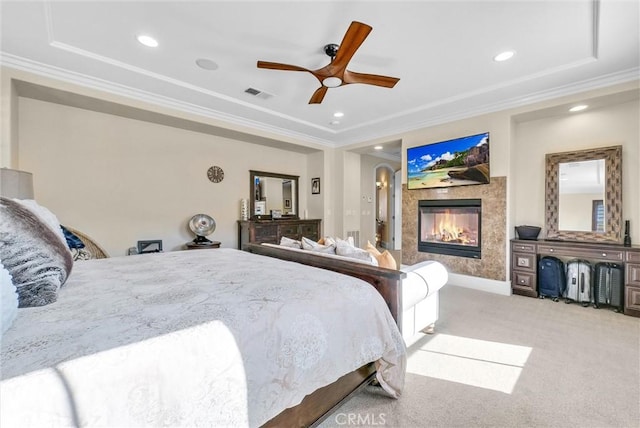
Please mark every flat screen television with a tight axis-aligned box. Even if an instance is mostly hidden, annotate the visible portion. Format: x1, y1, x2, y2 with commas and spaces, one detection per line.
407, 132, 490, 190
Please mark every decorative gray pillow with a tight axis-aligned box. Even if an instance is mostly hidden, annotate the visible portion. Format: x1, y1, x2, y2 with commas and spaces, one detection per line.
301, 236, 336, 254
0, 197, 73, 307
279, 236, 302, 249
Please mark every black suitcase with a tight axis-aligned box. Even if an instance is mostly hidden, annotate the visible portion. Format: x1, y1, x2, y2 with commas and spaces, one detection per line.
564, 259, 592, 307
594, 262, 624, 312
538, 256, 566, 301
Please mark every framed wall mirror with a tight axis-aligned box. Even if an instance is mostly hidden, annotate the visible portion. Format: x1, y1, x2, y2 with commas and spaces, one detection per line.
250, 170, 299, 219
545, 146, 622, 243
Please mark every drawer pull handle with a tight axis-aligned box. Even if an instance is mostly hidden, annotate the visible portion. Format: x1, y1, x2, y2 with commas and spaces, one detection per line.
602, 253, 607, 257
549, 249, 554, 252
520, 279, 526, 283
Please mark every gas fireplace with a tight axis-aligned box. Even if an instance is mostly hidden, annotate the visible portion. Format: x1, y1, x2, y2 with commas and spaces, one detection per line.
418, 199, 482, 259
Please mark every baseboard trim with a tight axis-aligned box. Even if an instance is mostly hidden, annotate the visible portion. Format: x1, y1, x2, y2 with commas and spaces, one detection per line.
447, 273, 511, 296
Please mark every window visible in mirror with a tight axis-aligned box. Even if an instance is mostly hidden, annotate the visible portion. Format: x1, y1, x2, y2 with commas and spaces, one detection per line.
592, 200, 604, 232
249, 170, 299, 219
558, 159, 605, 232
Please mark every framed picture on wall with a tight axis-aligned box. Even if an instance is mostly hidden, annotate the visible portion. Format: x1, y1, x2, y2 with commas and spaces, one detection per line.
311, 177, 320, 194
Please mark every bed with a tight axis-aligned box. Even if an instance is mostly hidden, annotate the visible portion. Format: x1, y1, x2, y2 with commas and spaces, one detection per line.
0, 198, 407, 427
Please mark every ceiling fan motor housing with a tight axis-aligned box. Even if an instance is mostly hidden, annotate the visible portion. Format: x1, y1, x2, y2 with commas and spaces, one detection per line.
324, 43, 339, 58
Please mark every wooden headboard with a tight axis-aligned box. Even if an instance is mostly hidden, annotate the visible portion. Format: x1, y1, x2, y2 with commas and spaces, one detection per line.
243, 243, 405, 326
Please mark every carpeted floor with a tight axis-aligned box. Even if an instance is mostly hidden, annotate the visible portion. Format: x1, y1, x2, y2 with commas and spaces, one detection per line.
319, 285, 640, 428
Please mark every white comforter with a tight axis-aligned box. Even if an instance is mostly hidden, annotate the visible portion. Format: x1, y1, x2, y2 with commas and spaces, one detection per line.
1, 249, 406, 427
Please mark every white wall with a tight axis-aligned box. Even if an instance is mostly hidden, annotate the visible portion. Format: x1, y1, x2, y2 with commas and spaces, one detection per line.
17, 97, 314, 255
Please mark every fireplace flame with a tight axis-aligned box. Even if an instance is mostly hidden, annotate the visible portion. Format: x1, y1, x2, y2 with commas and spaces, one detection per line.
434, 212, 471, 244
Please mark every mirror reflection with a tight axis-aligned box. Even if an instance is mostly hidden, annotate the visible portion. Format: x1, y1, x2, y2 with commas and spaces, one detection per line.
545, 145, 622, 243
558, 159, 605, 232
250, 170, 299, 219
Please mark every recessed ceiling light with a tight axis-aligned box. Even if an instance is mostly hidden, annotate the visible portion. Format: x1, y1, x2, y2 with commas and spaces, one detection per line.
330, 120, 340, 126
569, 104, 588, 112
494, 50, 515, 62
137, 34, 158, 48
333, 112, 344, 118
196, 58, 219, 71
374, 145, 383, 150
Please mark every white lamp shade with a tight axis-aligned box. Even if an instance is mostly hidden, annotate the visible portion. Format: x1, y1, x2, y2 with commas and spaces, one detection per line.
0, 168, 34, 199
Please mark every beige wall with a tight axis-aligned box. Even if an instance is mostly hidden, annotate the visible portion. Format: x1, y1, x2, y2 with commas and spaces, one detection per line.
558, 193, 602, 231
17, 97, 314, 255
513, 98, 640, 243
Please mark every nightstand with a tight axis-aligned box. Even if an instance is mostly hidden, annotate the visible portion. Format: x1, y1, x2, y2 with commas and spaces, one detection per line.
185, 241, 221, 250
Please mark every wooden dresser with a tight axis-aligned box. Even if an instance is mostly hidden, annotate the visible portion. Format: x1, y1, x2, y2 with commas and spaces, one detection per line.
237, 219, 321, 249
511, 239, 640, 317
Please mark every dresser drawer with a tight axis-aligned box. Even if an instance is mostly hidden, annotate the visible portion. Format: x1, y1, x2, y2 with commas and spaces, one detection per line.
626, 263, 640, 287
279, 224, 299, 238
300, 223, 319, 240
252, 224, 278, 243
512, 271, 536, 288
625, 286, 640, 313
537, 245, 623, 261
512, 252, 536, 272
511, 242, 536, 253
626, 251, 640, 263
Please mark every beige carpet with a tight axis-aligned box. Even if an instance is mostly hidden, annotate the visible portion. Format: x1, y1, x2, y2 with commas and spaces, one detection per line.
319, 285, 640, 428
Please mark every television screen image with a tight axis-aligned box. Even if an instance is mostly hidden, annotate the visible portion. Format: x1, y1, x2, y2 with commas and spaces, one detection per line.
407, 132, 490, 190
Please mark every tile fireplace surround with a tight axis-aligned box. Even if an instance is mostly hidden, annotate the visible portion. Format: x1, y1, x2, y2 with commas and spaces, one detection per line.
402, 176, 507, 281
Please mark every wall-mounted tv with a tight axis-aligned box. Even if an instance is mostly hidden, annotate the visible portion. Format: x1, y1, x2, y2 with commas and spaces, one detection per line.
407, 132, 490, 190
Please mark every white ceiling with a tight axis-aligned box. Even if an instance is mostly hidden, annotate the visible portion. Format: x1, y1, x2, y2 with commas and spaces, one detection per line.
1, 0, 639, 156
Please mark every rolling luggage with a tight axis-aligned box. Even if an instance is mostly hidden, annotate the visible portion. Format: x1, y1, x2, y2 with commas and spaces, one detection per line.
538, 256, 565, 301
565, 259, 591, 306
593, 262, 624, 312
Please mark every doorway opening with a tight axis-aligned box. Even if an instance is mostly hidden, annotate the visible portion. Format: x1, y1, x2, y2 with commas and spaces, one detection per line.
375, 164, 398, 250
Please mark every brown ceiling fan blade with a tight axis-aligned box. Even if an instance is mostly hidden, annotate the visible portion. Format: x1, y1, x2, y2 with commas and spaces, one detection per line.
257, 61, 311, 73
308, 86, 328, 104
331, 21, 372, 70
343, 71, 400, 88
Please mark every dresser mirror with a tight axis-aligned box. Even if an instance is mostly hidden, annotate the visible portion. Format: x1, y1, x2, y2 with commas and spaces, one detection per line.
250, 170, 299, 219
545, 146, 622, 243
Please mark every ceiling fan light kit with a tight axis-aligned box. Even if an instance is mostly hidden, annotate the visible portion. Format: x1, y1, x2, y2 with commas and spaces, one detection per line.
322, 77, 342, 88
257, 21, 400, 104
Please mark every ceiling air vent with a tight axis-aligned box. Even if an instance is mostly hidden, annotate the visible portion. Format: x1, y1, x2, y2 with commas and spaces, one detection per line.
244, 87, 273, 100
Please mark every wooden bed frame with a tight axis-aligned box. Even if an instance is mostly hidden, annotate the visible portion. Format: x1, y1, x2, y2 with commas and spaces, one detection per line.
244, 243, 406, 427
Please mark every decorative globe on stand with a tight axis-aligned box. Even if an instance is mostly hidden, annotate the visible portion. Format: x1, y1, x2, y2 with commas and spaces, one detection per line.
188, 214, 216, 245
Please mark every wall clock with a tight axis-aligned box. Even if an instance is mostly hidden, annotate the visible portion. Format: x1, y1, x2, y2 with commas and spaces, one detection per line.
207, 166, 224, 183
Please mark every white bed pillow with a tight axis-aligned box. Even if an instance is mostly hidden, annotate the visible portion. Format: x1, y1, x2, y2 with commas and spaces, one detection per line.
335, 237, 377, 264
0, 261, 18, 334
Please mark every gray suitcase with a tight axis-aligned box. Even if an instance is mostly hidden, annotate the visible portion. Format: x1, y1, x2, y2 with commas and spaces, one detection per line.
564, 259, 591, 306
594, 262, 624, 312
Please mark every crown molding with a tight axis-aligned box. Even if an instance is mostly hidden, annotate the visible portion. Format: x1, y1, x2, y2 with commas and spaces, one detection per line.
338, 67, 640, 146
1, 58, 636, 150
0, 53, 339, 147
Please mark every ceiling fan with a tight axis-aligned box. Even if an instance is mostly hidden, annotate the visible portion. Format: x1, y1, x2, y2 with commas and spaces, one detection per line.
257, 21, 400, 104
